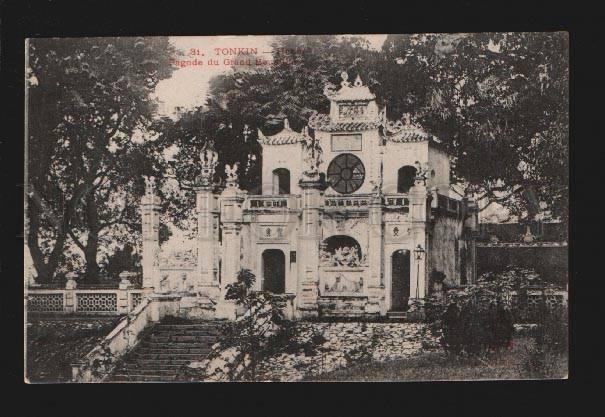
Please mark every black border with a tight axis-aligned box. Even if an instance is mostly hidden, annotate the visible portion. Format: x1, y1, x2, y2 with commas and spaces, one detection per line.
1, 0, 600, 416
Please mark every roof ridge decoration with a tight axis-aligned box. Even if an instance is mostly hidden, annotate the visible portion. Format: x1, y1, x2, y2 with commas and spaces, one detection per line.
324, 71, 376, 102
383, 113, 439, 144
257, 117, 307, 145
308, 112, 382, 132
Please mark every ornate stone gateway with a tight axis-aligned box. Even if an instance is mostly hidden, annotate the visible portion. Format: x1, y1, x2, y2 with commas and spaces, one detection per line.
139, 72, 478, 320
391, 249, 411, 311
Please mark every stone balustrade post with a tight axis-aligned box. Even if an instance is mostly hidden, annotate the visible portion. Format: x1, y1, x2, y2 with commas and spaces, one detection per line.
118, 271, 135, 314
65, 272, 78, 313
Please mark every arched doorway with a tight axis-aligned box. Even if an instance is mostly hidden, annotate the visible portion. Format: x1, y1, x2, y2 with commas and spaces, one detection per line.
397, 166, 417, 193
272, 168, 290, 195
262, 249, 285, 293
391, 249, 411, 311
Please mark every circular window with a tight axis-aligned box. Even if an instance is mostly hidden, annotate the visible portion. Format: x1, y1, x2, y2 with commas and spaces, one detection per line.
327, 153, 365, 194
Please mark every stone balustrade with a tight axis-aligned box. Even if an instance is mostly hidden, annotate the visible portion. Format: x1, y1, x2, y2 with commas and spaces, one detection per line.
323, 194, 372, 209
383, 194, 410, 209
26, 276, 146, 315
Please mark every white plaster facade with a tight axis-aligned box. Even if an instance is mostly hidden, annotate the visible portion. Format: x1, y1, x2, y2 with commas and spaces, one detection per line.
141, 73, 478, 320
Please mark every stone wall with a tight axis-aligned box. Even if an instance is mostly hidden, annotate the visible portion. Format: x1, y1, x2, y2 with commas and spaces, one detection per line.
429, 215, 464, 286
255, 322, 440, 381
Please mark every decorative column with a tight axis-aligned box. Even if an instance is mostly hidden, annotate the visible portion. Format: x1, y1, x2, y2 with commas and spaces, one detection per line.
408, 167, 429, 303
215, 163, 246, 320
141, 176, 161, 291
366, 187, 384, 314
195, 142, 220, 297
296, 130, 325, 317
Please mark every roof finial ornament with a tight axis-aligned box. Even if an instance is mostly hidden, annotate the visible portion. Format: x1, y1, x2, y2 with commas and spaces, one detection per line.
340, 71, 351, 88
144, 175, 156, 196
354, 75, 363, 87
225, 163, 239, 188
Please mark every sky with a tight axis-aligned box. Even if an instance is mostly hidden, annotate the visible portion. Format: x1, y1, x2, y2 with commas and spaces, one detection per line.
153, 35, 388, 117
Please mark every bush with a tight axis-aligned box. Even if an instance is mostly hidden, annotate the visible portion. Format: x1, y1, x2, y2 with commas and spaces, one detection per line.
436, 279, 515, 356
202, 269, 293, 381
535, 303, 568, 355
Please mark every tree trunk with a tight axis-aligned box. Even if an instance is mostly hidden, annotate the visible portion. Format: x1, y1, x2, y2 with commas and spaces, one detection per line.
26, 195, 67, 284
83, 191, 101, 282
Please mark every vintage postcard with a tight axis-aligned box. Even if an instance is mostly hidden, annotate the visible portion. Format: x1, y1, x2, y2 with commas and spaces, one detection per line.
24, 33, 568, 382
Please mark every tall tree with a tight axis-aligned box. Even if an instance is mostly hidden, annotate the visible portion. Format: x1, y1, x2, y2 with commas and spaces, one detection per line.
158, 33, 568, 234
158, 35, 380, 224
380, 33, 568, 222
27, 37, 175, 282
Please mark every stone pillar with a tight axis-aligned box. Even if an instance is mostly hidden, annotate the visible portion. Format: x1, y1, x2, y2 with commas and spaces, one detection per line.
195, 141, 220, 297
296, 179, 323, 317
141, 176, 161, 291
196, 188, 218, 293
366, 193, 383, 314
408, 182, 428, 302
215, 163, 246, 320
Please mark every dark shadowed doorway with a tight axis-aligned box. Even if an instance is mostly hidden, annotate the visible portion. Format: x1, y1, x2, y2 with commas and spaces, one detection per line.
391, 249, 411, 311
262, 249, 286, 294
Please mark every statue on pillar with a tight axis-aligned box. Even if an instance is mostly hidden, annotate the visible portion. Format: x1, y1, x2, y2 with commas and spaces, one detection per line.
144, 175, 156, 197
414, 161, 430, 186
225, 163, 239, 188
196, 140, 219, 188
301, 126, 323, 181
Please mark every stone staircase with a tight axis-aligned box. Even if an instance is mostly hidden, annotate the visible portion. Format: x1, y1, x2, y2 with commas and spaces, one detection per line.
110, 318, 224, 382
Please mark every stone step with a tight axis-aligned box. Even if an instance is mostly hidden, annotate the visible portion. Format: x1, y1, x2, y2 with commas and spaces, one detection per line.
108, 318, 222, 382
144, 339, 216, 345
149, 335, 219, 343
137, 346, 211, 355
112, 374, 175, 382
117, 366, 182, 375
136, 359, 192, 366
386, 311, 408, 321
151, 330, 220, 338
154, 324, 224, 330
135, 353, 209, 360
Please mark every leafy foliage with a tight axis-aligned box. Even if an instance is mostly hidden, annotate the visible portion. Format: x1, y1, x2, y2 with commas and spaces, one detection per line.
202, 269, 293, 381
27, 37, 175, 282
429, 267, 566, 358
159, 33, 568, 229
102, 243, 141, 280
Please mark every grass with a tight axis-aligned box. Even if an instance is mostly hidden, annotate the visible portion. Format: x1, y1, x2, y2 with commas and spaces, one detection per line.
305, 336, 568, 382
26, 317, 120, 383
